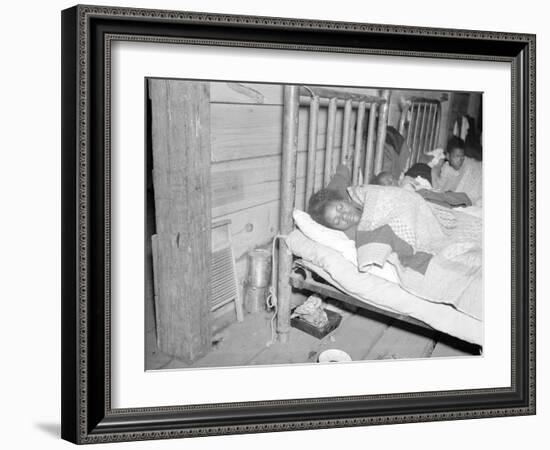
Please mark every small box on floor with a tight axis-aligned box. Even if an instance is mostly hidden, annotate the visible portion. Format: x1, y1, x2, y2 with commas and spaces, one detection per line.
290, 309, 342, 339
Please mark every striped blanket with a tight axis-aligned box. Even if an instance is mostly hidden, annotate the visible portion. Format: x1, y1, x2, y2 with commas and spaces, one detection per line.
347, 185, 482, 318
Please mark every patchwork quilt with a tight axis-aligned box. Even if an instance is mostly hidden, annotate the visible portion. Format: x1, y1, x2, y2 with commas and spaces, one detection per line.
348, 185, 482, 319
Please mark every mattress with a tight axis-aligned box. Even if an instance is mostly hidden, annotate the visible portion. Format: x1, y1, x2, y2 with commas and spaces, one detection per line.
286, 229, 483, 345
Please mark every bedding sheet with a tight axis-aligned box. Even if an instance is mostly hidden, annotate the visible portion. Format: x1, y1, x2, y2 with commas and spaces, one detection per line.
286, 230, 483, 345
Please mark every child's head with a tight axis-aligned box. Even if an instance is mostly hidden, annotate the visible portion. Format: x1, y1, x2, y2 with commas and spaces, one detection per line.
308, 189, 361, 231
445, 136, 466, 170
372, 171, 397, 186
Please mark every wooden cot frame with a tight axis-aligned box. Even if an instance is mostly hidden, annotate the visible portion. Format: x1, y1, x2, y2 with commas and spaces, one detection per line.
276, 84, 443, 342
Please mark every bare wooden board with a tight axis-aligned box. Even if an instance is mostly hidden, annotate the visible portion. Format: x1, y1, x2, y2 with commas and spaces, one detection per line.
210, 82, 283, 105
144, 326, 174, 371
212, 167, 327, 219
211, 152, 333, 218
248, 306, 392, 365
163, 312, 276, 369
151, 234, 211, 362
213, 178, 281, 218
149, 79, 212, 362
363, 322, 437, 360
211, 148, 329, 192
211, 103, 351, 162
247, 324, 323, 365
322, 311, 392, 361
217, 201, 279, 261
211, 104, 283, 161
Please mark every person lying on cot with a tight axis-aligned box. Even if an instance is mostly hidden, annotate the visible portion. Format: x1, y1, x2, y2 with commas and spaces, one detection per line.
307, 162, 471, 234
372, 171, 397, 187
372, 168, 472, 208
372, 163, 433, 191
431, 136, 482, 206
307, 164, 362, 235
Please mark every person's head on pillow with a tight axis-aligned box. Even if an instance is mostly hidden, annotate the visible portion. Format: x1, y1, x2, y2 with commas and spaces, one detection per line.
445, 136, 466, 171
307, 188, 362, 231
372, 171, 397, 186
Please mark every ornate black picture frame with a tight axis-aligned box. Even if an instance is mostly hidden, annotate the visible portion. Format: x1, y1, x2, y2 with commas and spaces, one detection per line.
61, 4, 536, 444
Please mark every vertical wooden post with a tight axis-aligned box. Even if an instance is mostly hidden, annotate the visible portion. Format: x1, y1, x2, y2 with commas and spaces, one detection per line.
148, 79, 212, 362
418, 103, 429, 157
431, 104, 439, 150
434, 104, 442, 148
364, 103, 377, 183
398, 101, 410, 136
429, 104, 438, 151
411, 102, 422, 164
374, 90, 391, 175
324, 98, 337, 184
277, 85, 299, 343
305, 96, 319, 206
406, 104, 415, 147
424, 103, 435, 153
352, 101, 366, 184
341, 100, 352, 164
425, 104, 435, 152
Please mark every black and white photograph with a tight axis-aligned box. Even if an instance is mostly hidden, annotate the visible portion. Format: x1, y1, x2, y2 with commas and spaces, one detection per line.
145, 79, 484, 370
2, 0, 544, 446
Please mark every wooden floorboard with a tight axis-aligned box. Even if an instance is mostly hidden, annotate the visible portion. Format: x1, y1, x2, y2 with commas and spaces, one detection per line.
146, 305, 459, 370
363, 321, 438, 360
323, 311, 392, 361
247, 308, 391, 365
159, 312, 274, 369
247, 304, 357, 366
247, 326, 324, 365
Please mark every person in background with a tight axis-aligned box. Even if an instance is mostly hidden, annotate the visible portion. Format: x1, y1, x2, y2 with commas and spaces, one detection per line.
431, 136, 482, 205
372, 162, 433, 190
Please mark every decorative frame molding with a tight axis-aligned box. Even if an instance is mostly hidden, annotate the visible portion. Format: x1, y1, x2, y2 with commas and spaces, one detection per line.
61, 4, 536, 444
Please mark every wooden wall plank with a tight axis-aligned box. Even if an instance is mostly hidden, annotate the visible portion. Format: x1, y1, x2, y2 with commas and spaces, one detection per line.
210, 82, 283, 105
217, 163, 329, 276
218, 201, 279, 260
149, 79, 212, 362
211, 149, 333, 218
211, 104, 282, 161
211, 103, 347, 162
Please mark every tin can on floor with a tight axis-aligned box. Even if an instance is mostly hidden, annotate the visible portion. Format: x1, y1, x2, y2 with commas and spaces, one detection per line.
244, 249, 272, 313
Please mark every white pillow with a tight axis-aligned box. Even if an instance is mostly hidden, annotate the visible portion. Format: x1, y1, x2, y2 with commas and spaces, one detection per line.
292, 209, 357, 265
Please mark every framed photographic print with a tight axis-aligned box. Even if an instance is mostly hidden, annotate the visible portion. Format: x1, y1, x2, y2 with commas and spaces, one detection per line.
61, 4, 536, 444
